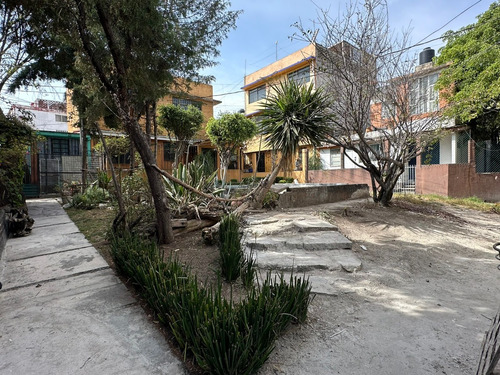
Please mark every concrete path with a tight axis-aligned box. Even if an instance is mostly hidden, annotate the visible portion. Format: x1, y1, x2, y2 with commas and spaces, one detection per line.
0, 198, 186, 375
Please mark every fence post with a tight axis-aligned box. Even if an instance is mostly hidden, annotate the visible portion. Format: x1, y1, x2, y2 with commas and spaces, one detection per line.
468, 139, 476, 166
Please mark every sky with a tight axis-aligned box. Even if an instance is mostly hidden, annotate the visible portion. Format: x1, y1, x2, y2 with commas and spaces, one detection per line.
2, 0, 494, 116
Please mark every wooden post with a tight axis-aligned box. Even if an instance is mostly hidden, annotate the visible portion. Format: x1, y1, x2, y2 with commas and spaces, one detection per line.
302, 148, 309, 183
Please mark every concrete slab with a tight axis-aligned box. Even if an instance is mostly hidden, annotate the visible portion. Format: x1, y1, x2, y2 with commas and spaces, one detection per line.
3, 246, 109, 290
0, 198, 187, 374
5, 232, 91, 261
248, 248, 361, 273
247, 231, 352, 251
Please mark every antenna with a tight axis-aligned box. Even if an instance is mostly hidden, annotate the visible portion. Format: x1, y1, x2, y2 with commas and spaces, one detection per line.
275, 41, 278, 61
312, 29, 319, 44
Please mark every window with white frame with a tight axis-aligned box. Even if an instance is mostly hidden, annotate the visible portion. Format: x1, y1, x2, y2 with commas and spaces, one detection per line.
55, 114, 67, 122
249, 85, 266, 103
320, 148, 341, 169
288, 66, 310, 85
411, 73, 439, 115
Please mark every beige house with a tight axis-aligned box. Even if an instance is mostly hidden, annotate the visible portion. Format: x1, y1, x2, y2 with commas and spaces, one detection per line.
66, 81, 221, 174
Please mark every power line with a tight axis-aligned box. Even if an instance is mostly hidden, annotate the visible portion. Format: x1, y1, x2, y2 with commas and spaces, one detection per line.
415, 0, 483, 45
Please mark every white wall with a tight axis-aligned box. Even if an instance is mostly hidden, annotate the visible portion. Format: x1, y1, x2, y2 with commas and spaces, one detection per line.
439, 134, 453, 164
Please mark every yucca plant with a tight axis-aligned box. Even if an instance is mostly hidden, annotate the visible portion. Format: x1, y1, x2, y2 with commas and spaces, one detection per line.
219, 213, 244, 282
163, 159, 223, 215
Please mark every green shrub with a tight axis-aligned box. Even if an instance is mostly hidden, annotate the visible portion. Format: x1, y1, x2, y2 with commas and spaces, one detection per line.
308, 153, 323, 170
241, 250, 257, 289
110, 233, 314, 375
71, 186, 110, 209
262, 191, 279, 209
241, 176, 263, 185
219, 213, 243, 282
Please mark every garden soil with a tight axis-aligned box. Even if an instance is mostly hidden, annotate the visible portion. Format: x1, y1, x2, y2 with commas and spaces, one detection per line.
258, 200, 500, 375
162, 199, 500, 375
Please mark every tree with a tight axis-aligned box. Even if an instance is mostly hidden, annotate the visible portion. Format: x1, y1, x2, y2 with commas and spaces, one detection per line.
296, 0, 442, 206
158, 104, 204, 168
0, 3, 30, 97
435, 1, 500, 140
16, 0, 239, 244
206, 112, 257, 185
255, 80, 333, 205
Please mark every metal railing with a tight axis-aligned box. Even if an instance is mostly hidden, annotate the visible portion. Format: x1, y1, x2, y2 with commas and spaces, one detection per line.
394, 165, 416, 194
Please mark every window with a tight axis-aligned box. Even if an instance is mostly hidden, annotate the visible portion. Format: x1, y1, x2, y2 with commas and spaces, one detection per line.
411, 73, 439, 115
320, 148, 341, 169
329, 149, 341, 169
421, 141, 440, 165
51, 139, 69, 156
55, 114, 67, 122
228, 151, 238, 170
163, 142, 176, 162
288, 66, 310, 85
369, 143, 382, 162
249, 85, 266, 104
112, 152, 130, 164
256, 152, 266, 172
172, 97, 202, 110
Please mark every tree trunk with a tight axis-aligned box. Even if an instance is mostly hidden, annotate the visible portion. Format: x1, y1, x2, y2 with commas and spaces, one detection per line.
80, 123, 88, 191
124, 118, 173, 244
96, 125, 127, 227
201, 156, 286, 244
129, 138, 135, 176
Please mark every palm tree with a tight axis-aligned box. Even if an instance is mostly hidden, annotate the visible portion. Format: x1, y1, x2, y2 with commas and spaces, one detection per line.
251, 79, 334, 207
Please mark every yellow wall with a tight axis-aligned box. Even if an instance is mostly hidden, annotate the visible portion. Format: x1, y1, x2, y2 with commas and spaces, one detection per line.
243, 44, 316, 115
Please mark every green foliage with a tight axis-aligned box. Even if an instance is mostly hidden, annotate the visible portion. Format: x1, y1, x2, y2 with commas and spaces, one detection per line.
110, 233, 314, 375
0, 112, 37, 207
206, 113, 257, 152
71, 186, 110, 209
275, 176, 294, 183
94, 137, 130, 158
163, 159, 222, 215
241, 249, 257, 289
308, 152, 323, 170
120, 171, 156, 233
219, 213, 243, 282
241, 176, 263, 185
206, 112, 257, 183
97, 170, 111, 190
158, 104, 204, 142
262, 191, 279, 209
259, 80, 334, 160
436, 2, 500, 138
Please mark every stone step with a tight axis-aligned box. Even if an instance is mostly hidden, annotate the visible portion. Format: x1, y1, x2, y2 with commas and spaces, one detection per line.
244, 218, 338, 236
247, 248, 361, 273
244, 231, 352, 252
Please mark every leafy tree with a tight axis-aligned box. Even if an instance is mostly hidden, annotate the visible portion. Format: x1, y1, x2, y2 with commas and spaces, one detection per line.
435, 1, 500, 140
206, 112, 257, 185
15, 0, 239, 244
0, 111, 37, 207
0, 3, 30, 96
158, 104, 204, 168
297, 0, 442, 206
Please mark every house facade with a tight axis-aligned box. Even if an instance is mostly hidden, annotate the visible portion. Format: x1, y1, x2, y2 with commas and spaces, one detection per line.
241, 44, 500, 201
9, 99, 92, 196
66, 81, 221, 176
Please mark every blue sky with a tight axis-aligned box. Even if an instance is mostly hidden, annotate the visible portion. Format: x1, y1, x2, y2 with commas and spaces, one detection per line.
206, 0, 494, 115
3, 0, 494, 115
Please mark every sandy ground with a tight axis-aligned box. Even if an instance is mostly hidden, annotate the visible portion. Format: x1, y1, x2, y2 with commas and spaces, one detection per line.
258, 199, 500, 375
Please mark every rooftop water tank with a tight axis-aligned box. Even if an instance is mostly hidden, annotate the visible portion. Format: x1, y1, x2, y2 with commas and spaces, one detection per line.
419, 47, 435, 65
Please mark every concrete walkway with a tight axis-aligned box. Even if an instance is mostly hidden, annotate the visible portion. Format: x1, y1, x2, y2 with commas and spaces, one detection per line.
0, 198, 186, 375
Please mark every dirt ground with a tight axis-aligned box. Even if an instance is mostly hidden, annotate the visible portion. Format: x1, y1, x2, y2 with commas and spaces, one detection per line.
251, 199, 500, 375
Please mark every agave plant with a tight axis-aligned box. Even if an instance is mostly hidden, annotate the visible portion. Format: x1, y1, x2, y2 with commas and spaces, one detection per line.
163, 158, 223, 215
